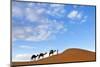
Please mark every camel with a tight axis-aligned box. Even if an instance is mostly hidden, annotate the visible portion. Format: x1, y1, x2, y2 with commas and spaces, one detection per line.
31, 54, 38, 61
49, 50, 57, 56
38, 52, 47, 59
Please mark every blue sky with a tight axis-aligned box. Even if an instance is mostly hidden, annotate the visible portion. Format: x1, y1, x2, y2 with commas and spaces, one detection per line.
12, 1, 96, 61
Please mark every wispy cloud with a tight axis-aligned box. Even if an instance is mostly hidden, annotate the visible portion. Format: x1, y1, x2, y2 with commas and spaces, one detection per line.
13, 54, 32, 61
19, 45, 33, 49
67, 10, 82, 20
12, 2, 87, 42
12, 2, 67, 42
46, 4, 66, 17
67, 10, 88, 24
13, 19, 66, 41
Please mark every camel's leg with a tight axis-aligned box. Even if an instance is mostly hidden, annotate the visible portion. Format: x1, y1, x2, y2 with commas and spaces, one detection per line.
49, 53, 50, 56
34, 58, 36, 61
38, 56, 40, 59
51, 53, 53, 56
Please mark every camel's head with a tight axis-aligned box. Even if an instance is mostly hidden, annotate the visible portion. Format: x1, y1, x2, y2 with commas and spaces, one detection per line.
37, 54, 39, 56
45, 52, 47, 54
54, 50, 56, 52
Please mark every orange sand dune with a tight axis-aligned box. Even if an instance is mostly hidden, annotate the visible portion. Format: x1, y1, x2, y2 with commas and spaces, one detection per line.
12, 48, 96, 67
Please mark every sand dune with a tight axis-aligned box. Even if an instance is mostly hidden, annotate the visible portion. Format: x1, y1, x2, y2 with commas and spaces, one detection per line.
12, 48, 96, 67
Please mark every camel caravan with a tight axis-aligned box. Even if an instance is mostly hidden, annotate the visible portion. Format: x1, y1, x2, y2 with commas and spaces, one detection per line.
31, 50, 58, 61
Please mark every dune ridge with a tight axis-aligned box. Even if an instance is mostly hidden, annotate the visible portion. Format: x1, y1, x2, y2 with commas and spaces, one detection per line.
12, 48, 96, 66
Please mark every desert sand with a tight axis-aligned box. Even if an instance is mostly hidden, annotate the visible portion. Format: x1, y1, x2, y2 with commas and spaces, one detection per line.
12, 48, 96, 67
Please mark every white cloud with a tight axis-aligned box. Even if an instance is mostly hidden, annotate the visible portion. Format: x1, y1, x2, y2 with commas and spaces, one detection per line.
12, 2, 68, 42
19, 45, 33, 49
25, 29, 52, 41
46, 4, 66, 17
12, 2, 66, 22
25, 7, 45, 22
67, 10, 88, 24
24, 3, 66, 22
13, 54, 32, 61
12, 19, 67, 42
80, 16, 88, 23
67, 10, 82, 20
